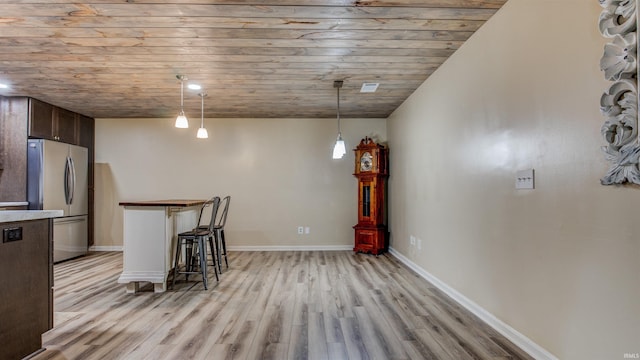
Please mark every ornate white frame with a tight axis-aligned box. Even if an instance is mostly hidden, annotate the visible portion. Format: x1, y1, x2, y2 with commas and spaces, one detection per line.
599, 0, 640, 184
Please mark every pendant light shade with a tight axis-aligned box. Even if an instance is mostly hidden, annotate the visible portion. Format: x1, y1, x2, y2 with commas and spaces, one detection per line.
332, 134, 346, 159
175, 75, 189, 128
197, 127, 209, 139
332, 80, 346, 159
175, 111, 188, 129
197, 93, 208, 139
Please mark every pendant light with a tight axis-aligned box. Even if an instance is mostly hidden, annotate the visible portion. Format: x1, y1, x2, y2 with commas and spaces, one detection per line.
332, 80, 346, 159
175, 75, 189, 128
196, 93, 209, 139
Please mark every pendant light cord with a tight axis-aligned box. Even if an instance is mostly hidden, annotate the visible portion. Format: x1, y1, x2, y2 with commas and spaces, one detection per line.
180, 78, 185, 111
337, 85, 341, 134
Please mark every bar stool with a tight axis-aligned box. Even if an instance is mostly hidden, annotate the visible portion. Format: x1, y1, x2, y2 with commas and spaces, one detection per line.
171, 197, 220, 290
198, 195, 230, 273
214, 196, 231, 271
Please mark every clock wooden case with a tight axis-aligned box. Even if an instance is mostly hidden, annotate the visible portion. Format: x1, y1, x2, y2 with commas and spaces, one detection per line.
353, 137, 388, 255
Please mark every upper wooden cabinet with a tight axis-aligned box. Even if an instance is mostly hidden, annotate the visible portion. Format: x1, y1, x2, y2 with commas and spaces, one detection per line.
77, 115, 95, 149
28, 98, 79, 144
28, 98, 54, 140
54, 107, 78, 144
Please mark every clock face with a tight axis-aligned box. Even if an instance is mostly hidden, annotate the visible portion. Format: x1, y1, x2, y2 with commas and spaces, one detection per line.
360, 152, 373, 171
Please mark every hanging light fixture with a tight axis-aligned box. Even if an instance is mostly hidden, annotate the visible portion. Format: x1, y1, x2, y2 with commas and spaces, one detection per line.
196, 93, 209, 139
175, 75, 189, 128
332, 80, 346, 159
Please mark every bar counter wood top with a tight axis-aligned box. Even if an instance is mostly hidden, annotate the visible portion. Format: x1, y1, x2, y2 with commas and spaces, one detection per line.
119, 199, 205, 207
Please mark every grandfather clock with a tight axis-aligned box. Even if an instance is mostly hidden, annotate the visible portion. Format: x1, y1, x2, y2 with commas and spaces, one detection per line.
353, 137, 388, 255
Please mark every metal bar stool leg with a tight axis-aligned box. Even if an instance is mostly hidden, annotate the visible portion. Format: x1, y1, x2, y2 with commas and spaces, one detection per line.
214, 230, 222, 274
207, 235, 219, 281
185, 241, 194, 282
198, 237, 208, 290
172, 237, 183, 290
220, 228, 228, 268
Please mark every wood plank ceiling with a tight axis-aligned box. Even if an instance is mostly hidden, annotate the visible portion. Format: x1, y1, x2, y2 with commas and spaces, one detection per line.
0, 1, 507, 119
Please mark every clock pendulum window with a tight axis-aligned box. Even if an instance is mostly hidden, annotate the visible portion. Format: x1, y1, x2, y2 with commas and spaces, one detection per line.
353, 137, 389, 255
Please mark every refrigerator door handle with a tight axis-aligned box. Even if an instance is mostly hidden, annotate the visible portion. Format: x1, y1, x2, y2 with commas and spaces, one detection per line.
64, 157, 71, 205
69, 157, 76, 205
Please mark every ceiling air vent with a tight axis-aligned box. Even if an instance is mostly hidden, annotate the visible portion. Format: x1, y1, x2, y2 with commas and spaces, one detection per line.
360, 83, 379, 93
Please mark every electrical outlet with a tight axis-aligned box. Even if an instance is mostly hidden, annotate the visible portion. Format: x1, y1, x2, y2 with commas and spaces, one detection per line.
297, 226, 304, 234
304, 227, 310, 234
3, 227, 22, 243
417, 238, 422, 250
410, 235, 416, 245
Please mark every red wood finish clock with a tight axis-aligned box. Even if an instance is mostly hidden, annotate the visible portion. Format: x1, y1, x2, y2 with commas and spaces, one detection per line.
353, 137, 388, 255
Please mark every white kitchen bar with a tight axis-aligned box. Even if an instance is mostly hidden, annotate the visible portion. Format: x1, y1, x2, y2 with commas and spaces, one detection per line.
118, 199, 205, 293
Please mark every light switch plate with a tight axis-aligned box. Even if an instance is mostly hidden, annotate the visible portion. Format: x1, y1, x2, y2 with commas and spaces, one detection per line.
516, 169, 535, 189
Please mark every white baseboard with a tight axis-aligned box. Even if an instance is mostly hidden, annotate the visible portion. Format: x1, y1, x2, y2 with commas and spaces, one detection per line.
89, 245, 123, 252
388, 247, 558, 360
117, 271, 164, 284
227, 245, 352, 251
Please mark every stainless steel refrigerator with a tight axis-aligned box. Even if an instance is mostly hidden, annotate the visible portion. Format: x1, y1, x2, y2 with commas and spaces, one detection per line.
27, 139, 88, 262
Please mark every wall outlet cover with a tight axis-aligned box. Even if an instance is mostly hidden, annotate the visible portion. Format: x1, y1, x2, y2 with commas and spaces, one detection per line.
516, 169, 535, 190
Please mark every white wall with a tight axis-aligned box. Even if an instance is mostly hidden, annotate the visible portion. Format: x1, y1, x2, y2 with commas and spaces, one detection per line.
95, 117, 386, 249
387, 0, 639, 359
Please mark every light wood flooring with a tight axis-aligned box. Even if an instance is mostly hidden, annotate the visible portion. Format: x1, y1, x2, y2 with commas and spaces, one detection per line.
33, 251, 532, 360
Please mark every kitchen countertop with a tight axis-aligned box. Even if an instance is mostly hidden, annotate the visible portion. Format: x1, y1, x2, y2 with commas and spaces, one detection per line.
0, 210, 64, 223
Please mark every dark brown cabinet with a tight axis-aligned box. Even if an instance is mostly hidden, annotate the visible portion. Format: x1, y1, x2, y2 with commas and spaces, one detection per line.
0, 97, 29, 202
28, 98, 79, 143
0, 218, 53, 360
54, 107, 78, 144
27, 98, 54, 140
78, 115, 96, 246
78, 115, 95, 149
